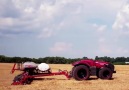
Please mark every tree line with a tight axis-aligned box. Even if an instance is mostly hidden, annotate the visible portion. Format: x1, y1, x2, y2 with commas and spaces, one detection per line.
0, 55, 129, 65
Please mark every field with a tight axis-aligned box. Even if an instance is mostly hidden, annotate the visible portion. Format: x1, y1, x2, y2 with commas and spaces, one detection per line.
0, 63, 129, 90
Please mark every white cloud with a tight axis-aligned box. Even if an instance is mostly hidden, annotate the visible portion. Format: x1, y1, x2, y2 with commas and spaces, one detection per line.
93, 24, 107, 32
38, 28, 55, 38
0, 0, 58, 37
0, 18, 13, 27
0, 0, 126, 38
98, 25, 107, 32
50, 42, 72, 53
112, 2, 129, 35
24, 7, 34, 13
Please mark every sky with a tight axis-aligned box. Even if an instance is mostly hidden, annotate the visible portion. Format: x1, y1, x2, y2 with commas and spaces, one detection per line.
0, 0, 129, 59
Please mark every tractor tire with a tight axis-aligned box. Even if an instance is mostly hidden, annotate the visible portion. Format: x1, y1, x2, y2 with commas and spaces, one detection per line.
96, 69, 100, 78
72, 65, 90, 80
96, 72, 99, 78
99, 67, 113, 79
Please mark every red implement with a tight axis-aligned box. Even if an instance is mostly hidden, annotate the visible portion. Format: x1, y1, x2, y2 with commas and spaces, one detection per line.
11, 63, 71, 85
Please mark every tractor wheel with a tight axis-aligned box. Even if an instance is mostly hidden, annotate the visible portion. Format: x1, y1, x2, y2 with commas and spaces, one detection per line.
72, 65, 90, 80
96, 69, 100, 78
99, 67, 113, 79
96, 72, 99, 78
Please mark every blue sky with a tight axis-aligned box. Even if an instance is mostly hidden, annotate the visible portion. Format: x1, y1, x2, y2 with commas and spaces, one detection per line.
0, 0, 129, 59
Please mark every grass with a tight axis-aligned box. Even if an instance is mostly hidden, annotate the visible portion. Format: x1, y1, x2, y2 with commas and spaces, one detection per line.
0, 63, 129, 90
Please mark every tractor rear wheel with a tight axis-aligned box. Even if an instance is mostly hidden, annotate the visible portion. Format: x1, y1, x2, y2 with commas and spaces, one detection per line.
72, 65, 90, 80
99, 67, 112, 79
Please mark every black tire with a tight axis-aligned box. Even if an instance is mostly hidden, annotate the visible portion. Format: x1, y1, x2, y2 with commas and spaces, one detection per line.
96, 69, 100, 78
72, 65, 90, 80
99, 67, 113, 79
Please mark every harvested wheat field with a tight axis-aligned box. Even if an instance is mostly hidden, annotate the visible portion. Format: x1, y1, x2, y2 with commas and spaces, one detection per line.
0, 63, 129, 90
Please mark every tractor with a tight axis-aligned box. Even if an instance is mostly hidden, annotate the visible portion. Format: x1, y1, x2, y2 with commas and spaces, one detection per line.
11, 59, 116, 85
71, 59, 116, 80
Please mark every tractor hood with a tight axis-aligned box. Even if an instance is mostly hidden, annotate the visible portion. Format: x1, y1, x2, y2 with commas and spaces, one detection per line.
72, 59, 110, 67
94, 60, 109, 68
72, 59, 95, 66
95, 60, 109, 65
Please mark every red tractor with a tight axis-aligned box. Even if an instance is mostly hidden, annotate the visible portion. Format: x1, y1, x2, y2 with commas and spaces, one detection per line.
71, 59, 116, 80
11, 59, 116, 85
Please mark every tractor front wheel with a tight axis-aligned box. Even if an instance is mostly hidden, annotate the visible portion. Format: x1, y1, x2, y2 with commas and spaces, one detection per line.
99, 67, 113, 79
72, 65, 90, 80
